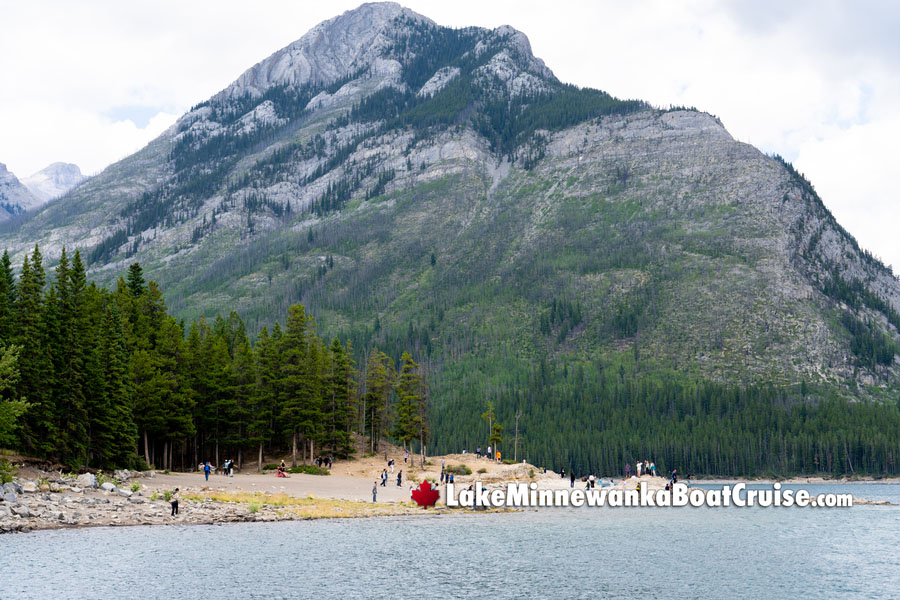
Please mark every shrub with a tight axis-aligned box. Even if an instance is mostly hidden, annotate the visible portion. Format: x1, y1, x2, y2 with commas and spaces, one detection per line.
96, 471, 114, 486
477, 467, 487, 474
502, 459, 516, 465
150, 492, 158, 501
287, 465, 330, 476
529, 469, 535, 478
248, 502, 261, 514
130, 482, 141, 492
163, 490, 172, 502
263, 463, 278, 471
445, 464, 472, 475
0, 456, 15, 484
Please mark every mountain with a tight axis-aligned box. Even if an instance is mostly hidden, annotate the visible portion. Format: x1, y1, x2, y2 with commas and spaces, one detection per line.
0, 162, 42, 221
22, 162, 86, 203
2, 2, 899, 459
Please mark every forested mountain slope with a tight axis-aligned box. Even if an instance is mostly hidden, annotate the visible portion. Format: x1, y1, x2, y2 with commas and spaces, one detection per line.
2, 2, 899, 470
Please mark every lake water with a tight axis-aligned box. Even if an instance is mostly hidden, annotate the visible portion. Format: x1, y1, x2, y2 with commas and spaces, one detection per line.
3, 484, 899, 599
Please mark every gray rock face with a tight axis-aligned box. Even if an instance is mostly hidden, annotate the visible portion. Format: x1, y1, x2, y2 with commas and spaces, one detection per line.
2, 1, 898, 401
218, 2, 432, 100
3, 482, 22, 495
22, 162, 85, 202
11, 504, 32, 518
101, 482, 117, 492
113, 469, 132, 482
0, 162, 41, 220
116, 488, 133, 498
2, 492, 17, 504
76, 473, 98, 489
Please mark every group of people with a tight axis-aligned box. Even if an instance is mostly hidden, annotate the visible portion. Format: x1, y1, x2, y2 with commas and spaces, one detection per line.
473, 446, 501, 462
624, 460, 657, 479
379, 467, 402, 487
314, 456, 333, 469
198, 459, 236, 480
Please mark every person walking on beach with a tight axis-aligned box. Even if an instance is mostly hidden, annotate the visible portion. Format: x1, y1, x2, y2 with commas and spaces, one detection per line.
650, 462, 656, 477
170, 488, 180, 516
381, 469, 388, 486
372, 482, 377, 502
570, 471, 576, 488
204, 461, 212, 481
397, 471, 402, 486
589, 474, 596, 489
625, 463, 631, 479
404, 451, 409, 464
636, 461, 642, 477
389, 458, 395, 474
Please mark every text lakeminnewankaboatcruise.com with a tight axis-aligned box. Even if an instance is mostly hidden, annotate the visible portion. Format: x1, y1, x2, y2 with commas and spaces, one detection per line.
446, 482, 852, 508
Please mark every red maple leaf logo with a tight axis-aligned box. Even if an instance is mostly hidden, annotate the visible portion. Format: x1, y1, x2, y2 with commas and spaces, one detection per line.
410, 480, 440, 508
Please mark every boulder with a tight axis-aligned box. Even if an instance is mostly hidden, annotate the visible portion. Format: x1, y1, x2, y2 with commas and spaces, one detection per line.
49, 482, 61, 493
0, 504, 11, 517
127, 496, 145, 504
21, 481, 38, 493
114, 469, 131, 482
76, 473, 98, 489
12, 504, 32, 518
101, 482, 116, 492
70, 486, 83, 494
4, 481, 23, 495
1, 492, 16, 504
116, 488, 133, 498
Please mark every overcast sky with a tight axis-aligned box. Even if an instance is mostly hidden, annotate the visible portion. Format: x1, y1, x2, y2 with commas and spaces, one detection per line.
1, 0, 897, 269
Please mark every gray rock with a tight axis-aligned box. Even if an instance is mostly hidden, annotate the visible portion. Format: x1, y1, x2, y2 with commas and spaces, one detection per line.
4, 481, 23, 495
76, 473, 98, 489
0, 504, 11, 517
49, 482, 61, 492
127, 496, 145, 504
21, 480, 38, 493
116, 488, 133, 498
2, 492, 18, 504
101, 482, 117, 492
113, 469, 131, 482
11, 504, 32, 518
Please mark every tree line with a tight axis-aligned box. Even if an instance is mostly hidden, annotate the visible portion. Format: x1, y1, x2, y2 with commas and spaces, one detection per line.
0, 246, 428, 471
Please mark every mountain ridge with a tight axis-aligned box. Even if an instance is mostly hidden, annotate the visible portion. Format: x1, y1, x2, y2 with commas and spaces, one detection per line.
1, 0, 898, 422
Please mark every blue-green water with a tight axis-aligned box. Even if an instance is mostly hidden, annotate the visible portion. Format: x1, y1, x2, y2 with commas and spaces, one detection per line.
3, 484, 898, 599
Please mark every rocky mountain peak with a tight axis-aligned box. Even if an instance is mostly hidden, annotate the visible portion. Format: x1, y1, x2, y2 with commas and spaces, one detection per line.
218, 2, 432, 101
0, 162, 42, 220
22, 162, 85, 202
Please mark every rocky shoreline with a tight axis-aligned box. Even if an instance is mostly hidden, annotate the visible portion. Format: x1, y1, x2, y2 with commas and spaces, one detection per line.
0, 471, 425, 534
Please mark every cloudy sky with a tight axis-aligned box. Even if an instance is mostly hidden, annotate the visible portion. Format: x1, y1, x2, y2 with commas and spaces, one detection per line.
1, 0, 897, 268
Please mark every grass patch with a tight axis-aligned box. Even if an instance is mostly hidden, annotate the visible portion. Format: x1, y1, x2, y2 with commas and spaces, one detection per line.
445, 464, 472, 475
182, 490, 417, 519
287, 465, 330, 475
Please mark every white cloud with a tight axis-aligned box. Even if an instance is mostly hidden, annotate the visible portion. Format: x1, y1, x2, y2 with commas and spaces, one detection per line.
0, 0, 896, 267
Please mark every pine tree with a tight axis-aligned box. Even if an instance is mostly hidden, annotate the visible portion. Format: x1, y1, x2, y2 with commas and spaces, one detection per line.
16, 246, 53, 456
0, 249, 16, 344
248, 326, 278, 471
161, 317, 194, 471
126, 262, 146, 297
363, 350, 395, 453
394, 352, 427, 457
326, 338, 356, 458
0, 344, 29, 448
95, 301, 138, 467
279, 303, 311, 466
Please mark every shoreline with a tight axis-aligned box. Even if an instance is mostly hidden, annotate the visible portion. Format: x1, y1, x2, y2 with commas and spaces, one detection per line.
4, 454, 899, 534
